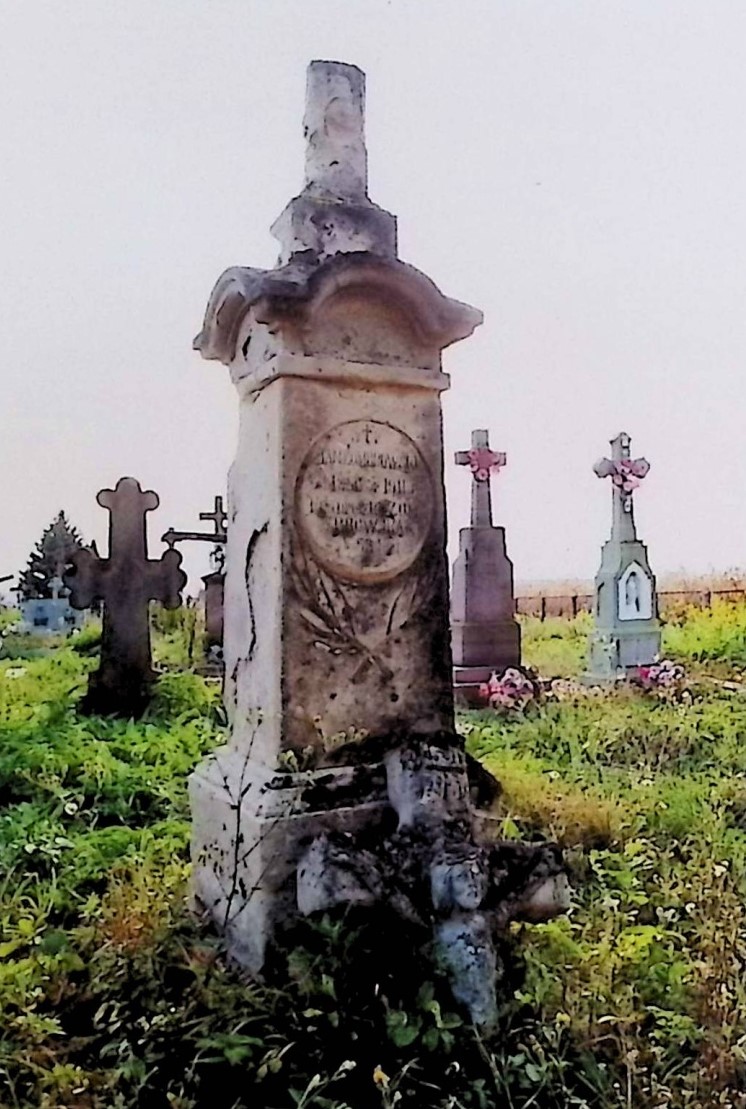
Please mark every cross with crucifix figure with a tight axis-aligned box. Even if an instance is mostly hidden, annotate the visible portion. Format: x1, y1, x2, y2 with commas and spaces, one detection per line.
64, 477, 186, 716
455, 429, 506, 528
593, 432, 650, 543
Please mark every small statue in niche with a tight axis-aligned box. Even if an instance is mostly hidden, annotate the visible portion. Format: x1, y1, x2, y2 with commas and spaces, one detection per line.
625, 570, 641, 614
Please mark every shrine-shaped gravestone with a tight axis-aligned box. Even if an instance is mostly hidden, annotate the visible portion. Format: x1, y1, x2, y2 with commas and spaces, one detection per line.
451, 429, 520, 701
65, 477, 186, 716
585, 432, 661, 681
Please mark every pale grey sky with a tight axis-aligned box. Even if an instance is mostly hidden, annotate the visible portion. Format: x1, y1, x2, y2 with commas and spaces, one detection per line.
2, 0, 745, 591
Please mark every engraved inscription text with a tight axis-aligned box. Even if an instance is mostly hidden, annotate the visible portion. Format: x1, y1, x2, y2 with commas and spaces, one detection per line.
296, 420, 434, 583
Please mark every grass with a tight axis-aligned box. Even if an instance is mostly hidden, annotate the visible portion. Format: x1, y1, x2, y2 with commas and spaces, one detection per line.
521, 613, 593, 678
521, 596, 746, 679
2, 604, 746, 1105
463, 686, 746, 1106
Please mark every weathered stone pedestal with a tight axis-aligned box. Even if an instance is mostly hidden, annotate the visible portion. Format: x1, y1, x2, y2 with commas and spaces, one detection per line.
190, 60, 567, 1024
451, 430, 521, 704
586, 432, 661, 682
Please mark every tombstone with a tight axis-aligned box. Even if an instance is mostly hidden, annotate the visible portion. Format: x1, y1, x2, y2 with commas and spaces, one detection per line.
189, 60, 568, 1025
19, 575, 86, 636
451, 429, 520, 701
162, 495, 227, 665
64, 477, 187, 716
585, 432, 661, 680
201, 546, 225, 654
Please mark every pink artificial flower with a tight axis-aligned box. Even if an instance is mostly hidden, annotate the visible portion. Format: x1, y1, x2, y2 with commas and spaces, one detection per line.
468, 448, 506, 482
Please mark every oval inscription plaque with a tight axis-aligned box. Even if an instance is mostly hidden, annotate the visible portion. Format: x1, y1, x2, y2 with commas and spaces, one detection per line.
295, 420, 434, 584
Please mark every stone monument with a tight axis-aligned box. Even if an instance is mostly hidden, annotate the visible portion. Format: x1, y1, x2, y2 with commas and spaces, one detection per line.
65, 477, 187, 716
586, 432, 661, 681
451, 429, 520, 701
189, 60, 567, 1025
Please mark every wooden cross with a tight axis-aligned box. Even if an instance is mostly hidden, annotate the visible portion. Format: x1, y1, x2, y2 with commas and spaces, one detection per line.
64, 476, 186, 716
593, 432, 650, 542
455, 429, 506, 528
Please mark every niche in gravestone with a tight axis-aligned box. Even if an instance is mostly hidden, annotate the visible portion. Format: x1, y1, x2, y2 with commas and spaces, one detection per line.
64, 477, 186, 716
189, 60, 569, 1025
585, 432, 661, 681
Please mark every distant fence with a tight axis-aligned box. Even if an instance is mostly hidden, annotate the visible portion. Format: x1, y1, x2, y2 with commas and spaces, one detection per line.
516, 588, 746, 621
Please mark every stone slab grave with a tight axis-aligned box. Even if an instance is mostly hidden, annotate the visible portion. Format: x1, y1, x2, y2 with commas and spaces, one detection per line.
65, 477, 186, 716
585, 432, 661, 681
163, 494, 227, 671
451, 428, 521, 703
189, 60, 568, 1025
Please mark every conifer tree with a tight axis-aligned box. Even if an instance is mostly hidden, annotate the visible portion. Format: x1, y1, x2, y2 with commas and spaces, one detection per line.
17, 512, 85, 600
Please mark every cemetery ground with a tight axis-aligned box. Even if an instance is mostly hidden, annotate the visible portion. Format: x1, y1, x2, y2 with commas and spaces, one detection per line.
2, 606, 746, 1108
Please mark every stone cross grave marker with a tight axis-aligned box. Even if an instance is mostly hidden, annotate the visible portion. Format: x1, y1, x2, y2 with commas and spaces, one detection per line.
65, 477, 186, 716
455, 429, 506, 528
586, 432, 660, 680
451, 429, 520, 698
593, 432, 650, 542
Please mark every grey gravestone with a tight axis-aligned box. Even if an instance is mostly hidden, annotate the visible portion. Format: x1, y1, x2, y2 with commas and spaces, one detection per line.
451, 429, 520, 700
64, 477, 186, 716
586, 432, 661, 680
189, 60, 568, 1026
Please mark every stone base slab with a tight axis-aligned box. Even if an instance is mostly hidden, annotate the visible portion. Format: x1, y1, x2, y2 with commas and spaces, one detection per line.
189, 747, 387, 971
585, 625, 662, 683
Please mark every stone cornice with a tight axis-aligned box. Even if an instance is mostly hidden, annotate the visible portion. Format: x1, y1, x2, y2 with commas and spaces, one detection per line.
194, 252, 483, 366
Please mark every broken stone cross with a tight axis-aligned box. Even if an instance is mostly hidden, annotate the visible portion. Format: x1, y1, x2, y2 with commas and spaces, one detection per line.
65, 477, 186, 716
451, 429, 520, 699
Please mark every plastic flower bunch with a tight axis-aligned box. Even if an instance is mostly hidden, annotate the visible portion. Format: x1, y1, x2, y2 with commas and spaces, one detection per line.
479, 667, 537, 712
635, 659, 687, 701
612, 457, 649, 494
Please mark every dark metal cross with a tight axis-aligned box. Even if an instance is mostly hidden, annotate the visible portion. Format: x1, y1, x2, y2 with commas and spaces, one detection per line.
162, 494, 228, 548
64, 476, 186, 716
455, 429, 506, 528
593, 432, 650, 542
160, 495, 228, 662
